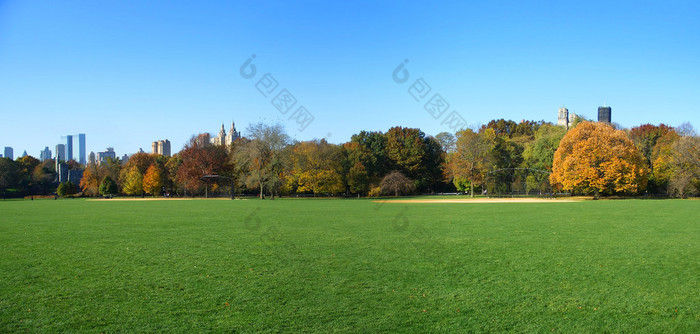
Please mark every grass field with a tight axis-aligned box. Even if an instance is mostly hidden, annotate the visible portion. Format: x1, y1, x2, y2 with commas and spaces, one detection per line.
1, 198, 698, 332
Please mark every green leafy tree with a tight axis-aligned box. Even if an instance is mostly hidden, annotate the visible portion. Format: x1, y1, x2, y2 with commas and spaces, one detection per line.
349, 130, 389, 180
385, 126, 444, 192
99, 176, 118, 196
57, 181, 78, 197
0, 158, 20, 198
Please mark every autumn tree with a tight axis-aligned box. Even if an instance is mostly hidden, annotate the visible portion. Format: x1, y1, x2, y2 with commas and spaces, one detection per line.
119, 152, 155, 194
31, 159, 56, 195
80, 162, 105, 196
287, 139, 345, 195
650, 130, 680, 193
550, 121, 648, 198
629, 124, 678, 193
142, 164, 164, 196
165, 154, 182, 195
446, 128, 494, 197
380, 171, 415, 196
668, 135, 700, 198
435, 132, 457, 153
177, 134, 230, 195
234, 123, 289, 199
122, 167, 144, 196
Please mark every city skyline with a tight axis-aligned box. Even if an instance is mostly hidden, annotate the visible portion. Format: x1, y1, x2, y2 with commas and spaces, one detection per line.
1, 1, 698, 157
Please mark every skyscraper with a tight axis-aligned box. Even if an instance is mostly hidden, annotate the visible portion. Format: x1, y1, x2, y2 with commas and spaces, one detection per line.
152, 139, 171, 157
40, 147, 52, 161
159, 140, 171, 157
65, 135, 74, 161
55, 144, 66, 162
3, 147, 13, 160
598, 106, 612, 123
78, 133, 86, 165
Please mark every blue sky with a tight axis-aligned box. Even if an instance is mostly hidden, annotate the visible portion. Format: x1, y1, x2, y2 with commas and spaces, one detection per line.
1, 0, 699, 158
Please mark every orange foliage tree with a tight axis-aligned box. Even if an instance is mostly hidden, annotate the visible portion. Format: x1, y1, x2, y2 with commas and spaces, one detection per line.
142, 164, 163, 196
550, 122, 648, 198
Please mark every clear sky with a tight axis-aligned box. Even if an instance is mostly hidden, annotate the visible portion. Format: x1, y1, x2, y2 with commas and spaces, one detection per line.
1, 0, 699, 158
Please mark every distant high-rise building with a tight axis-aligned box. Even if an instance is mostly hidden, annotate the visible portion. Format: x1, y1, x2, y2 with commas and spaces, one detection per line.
227, 121, 241, 144
64, 135, 74, 161
40, 146, 52, 161
57, 162, 69, 183
89, 151, 96, 165
55, 144, 66, 162
152, 139, 171, 157
159, 140, 171, 157
78, 134, 86, 165
96, 148, 116, 164
598, 105, 612, 123
21, 150, 28, 158
3, 147, 13, 160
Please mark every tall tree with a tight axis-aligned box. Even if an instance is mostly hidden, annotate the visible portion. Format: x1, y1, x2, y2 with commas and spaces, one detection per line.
446, 128, 494, 197
234, 123, 289, 199
668, 135, 700, 198
349, 130, 389, 179
385, 126, 444, 192
523, 124, 566, 172
550, 122, 648, 198
629, 124, 677, 193
80, 162, 104, 196
435, 132, 457, 154
0, 158, 20, 198
31, 159, 56, 195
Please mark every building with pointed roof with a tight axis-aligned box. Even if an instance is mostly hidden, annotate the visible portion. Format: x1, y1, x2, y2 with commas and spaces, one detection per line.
210, 121, 241, 147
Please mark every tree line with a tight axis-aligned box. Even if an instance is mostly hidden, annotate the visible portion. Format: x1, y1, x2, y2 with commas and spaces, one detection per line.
1, 119, 699, 199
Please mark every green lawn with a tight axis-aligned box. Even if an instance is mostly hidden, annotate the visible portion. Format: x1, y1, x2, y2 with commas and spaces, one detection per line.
1, 198, 698, 332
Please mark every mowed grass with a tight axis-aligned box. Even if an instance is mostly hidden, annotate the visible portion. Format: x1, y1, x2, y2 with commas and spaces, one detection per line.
0, 198, 698, 333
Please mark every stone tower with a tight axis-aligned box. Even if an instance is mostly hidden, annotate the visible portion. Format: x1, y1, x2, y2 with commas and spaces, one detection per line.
226, 121, 241, 146
557, 107, 569, 129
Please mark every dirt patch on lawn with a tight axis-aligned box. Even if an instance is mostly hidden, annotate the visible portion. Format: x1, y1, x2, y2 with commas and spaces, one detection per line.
87, 198, 236, 201
373, 197, 582, 204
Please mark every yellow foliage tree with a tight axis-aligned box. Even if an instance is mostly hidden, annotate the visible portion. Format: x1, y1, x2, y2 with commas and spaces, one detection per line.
288, 139, 345, 195
142, 164, 163, 196
550, 122, 648, 198
122, 167, 144, 196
